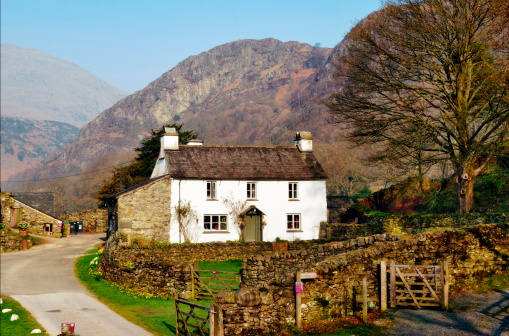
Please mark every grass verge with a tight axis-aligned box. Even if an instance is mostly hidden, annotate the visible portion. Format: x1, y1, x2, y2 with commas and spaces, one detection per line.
0, 295, 49, 336
75, 249, 216, 335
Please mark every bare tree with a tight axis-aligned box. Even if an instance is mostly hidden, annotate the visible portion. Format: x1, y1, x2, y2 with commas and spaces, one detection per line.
173, 201, 199, 243
328, 0, 509, 213
222, 193, 248, 240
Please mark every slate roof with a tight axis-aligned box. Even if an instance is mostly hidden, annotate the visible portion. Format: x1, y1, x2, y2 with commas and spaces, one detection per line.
108, 174, 171, 199
11, 192, 56, 216
165, 145, 327, 180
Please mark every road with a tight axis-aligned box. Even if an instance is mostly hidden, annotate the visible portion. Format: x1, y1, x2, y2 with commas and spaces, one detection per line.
1, 233, 153, 336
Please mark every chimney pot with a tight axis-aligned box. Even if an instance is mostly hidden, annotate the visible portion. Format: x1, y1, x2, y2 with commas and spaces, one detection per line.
295, 131, 313, 152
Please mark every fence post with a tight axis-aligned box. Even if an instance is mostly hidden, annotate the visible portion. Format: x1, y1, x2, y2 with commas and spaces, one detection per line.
175, 298, 179, 336
362, 276, 368, 323
190, 264, 195, 300
441, 260, 449, 310
380, 260, 387, 311
210, 307, 215, 336
296, 270, 302, 328
390, 259, 396, 308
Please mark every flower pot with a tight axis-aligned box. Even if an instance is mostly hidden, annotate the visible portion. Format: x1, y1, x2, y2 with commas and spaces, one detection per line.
273, 242, 288, 252
19, 230, 28, 237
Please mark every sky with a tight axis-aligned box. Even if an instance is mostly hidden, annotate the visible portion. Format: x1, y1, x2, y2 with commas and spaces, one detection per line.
1, 0, 383, 93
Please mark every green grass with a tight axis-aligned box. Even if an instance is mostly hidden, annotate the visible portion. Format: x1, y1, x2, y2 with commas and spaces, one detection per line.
0, 295, 49, 336
473, 271, 509, 293
199, 259, 242, 272
75, 251, 241, 335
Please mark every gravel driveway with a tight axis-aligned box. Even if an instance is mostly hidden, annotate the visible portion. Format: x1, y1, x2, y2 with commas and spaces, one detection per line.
0, 233, 153, 336
387, 288, 509, 336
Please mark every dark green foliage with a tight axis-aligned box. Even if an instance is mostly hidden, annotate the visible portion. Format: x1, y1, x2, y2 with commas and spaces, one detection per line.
134, 123, 197, 178
421, 168, 509, 214
351, 187, 372, 200
96, 123, 197, 207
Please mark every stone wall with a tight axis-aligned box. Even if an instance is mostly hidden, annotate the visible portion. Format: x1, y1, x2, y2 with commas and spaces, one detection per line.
319, 222, 364, 240
363, 212, 508, 235
0, 229, 33, 252
319, 212, 509, 238
100, 236, 276, 296
60, 209, 108, 233
116, 175, 172, 241
224, 224, 509, 334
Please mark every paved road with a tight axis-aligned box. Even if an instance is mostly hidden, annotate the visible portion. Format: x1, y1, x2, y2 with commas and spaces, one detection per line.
1, 233, 153, 336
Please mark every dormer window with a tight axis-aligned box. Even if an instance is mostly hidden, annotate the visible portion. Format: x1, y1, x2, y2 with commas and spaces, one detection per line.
207, 181, 217, 200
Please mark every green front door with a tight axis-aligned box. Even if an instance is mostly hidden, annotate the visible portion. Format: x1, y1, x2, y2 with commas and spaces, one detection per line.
243, 215, 262, 242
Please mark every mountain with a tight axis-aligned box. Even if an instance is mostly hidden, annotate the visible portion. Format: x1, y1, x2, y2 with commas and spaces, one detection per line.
1, 44, 128, 127
1, 116, 80, 185
14, 38, 351, 213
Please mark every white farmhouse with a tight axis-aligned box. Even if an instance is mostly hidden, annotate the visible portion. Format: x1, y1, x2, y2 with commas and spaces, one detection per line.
107, 129, 327, 243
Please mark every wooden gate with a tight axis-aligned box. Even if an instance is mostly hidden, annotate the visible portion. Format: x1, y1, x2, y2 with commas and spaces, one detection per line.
191, 267, 241, 300
175, 299, 215, 336
388, 261, 449, 309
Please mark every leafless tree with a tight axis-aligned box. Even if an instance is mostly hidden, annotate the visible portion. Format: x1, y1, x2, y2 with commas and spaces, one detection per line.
173, 200, 199, 243
328, 0, 509, 213
222, 194, 248, 240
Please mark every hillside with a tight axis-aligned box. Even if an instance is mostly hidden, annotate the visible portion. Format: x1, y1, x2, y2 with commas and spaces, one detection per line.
1, 44, 128, 127
15, 39, 343, 191
1, 116, 80, 186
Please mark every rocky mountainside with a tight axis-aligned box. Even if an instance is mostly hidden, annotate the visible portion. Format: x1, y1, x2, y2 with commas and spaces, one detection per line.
27, 38, 342, 181
1, 44, 128, 127
1, 116, 80, 185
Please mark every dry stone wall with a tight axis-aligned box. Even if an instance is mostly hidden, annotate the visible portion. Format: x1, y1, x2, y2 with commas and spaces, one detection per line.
225, 224, 509, 334
0, 229, 33, 252
60, 209, 107, 233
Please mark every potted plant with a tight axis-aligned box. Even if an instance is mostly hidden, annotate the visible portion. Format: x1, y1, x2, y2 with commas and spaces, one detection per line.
17, 221, 29, 237
273, 237, 288, 252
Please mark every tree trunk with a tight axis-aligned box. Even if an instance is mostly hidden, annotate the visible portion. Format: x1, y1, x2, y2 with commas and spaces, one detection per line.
456, 166, 476, 214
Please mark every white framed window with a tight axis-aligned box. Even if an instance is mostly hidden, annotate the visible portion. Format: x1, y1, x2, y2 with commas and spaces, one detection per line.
207, 181, 217, 200
288, 182, 298, 200
204, 215, 227, 231
247, 182, 257, 199
287, 214, 301, 230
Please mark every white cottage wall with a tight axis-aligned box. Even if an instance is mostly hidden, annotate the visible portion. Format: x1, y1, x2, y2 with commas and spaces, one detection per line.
168, 179, 326, 243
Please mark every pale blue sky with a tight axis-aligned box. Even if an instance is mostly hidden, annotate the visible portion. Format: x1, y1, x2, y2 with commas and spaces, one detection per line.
1, 0, 382, 93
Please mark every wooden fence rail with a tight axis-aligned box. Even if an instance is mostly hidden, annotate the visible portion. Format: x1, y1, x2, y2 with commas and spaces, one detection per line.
191, 265, 241, 300
175, 299, 215, 336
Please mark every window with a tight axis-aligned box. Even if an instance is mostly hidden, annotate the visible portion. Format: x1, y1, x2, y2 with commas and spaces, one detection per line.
247, 182, 256, 199
287, 214, 301, 230
204, 215, 227, 231
288, 182, 298, 200
207, 181, 216, 200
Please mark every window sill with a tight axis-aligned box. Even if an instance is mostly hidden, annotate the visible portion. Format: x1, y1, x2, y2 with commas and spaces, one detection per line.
287, 230, 303, 232
288, 199, 300, 201
247, 198, 258, 201
206, 199, 219, 201
203, 231, 230, 234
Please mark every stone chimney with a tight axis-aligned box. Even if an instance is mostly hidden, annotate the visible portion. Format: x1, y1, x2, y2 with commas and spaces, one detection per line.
161, 127, 179, 150
294, 131, 313, 152
186, 139, 204, 146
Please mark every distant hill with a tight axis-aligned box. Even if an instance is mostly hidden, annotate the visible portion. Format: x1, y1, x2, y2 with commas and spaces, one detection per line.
1, 44, 128, 127
1, 116, 79, 185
